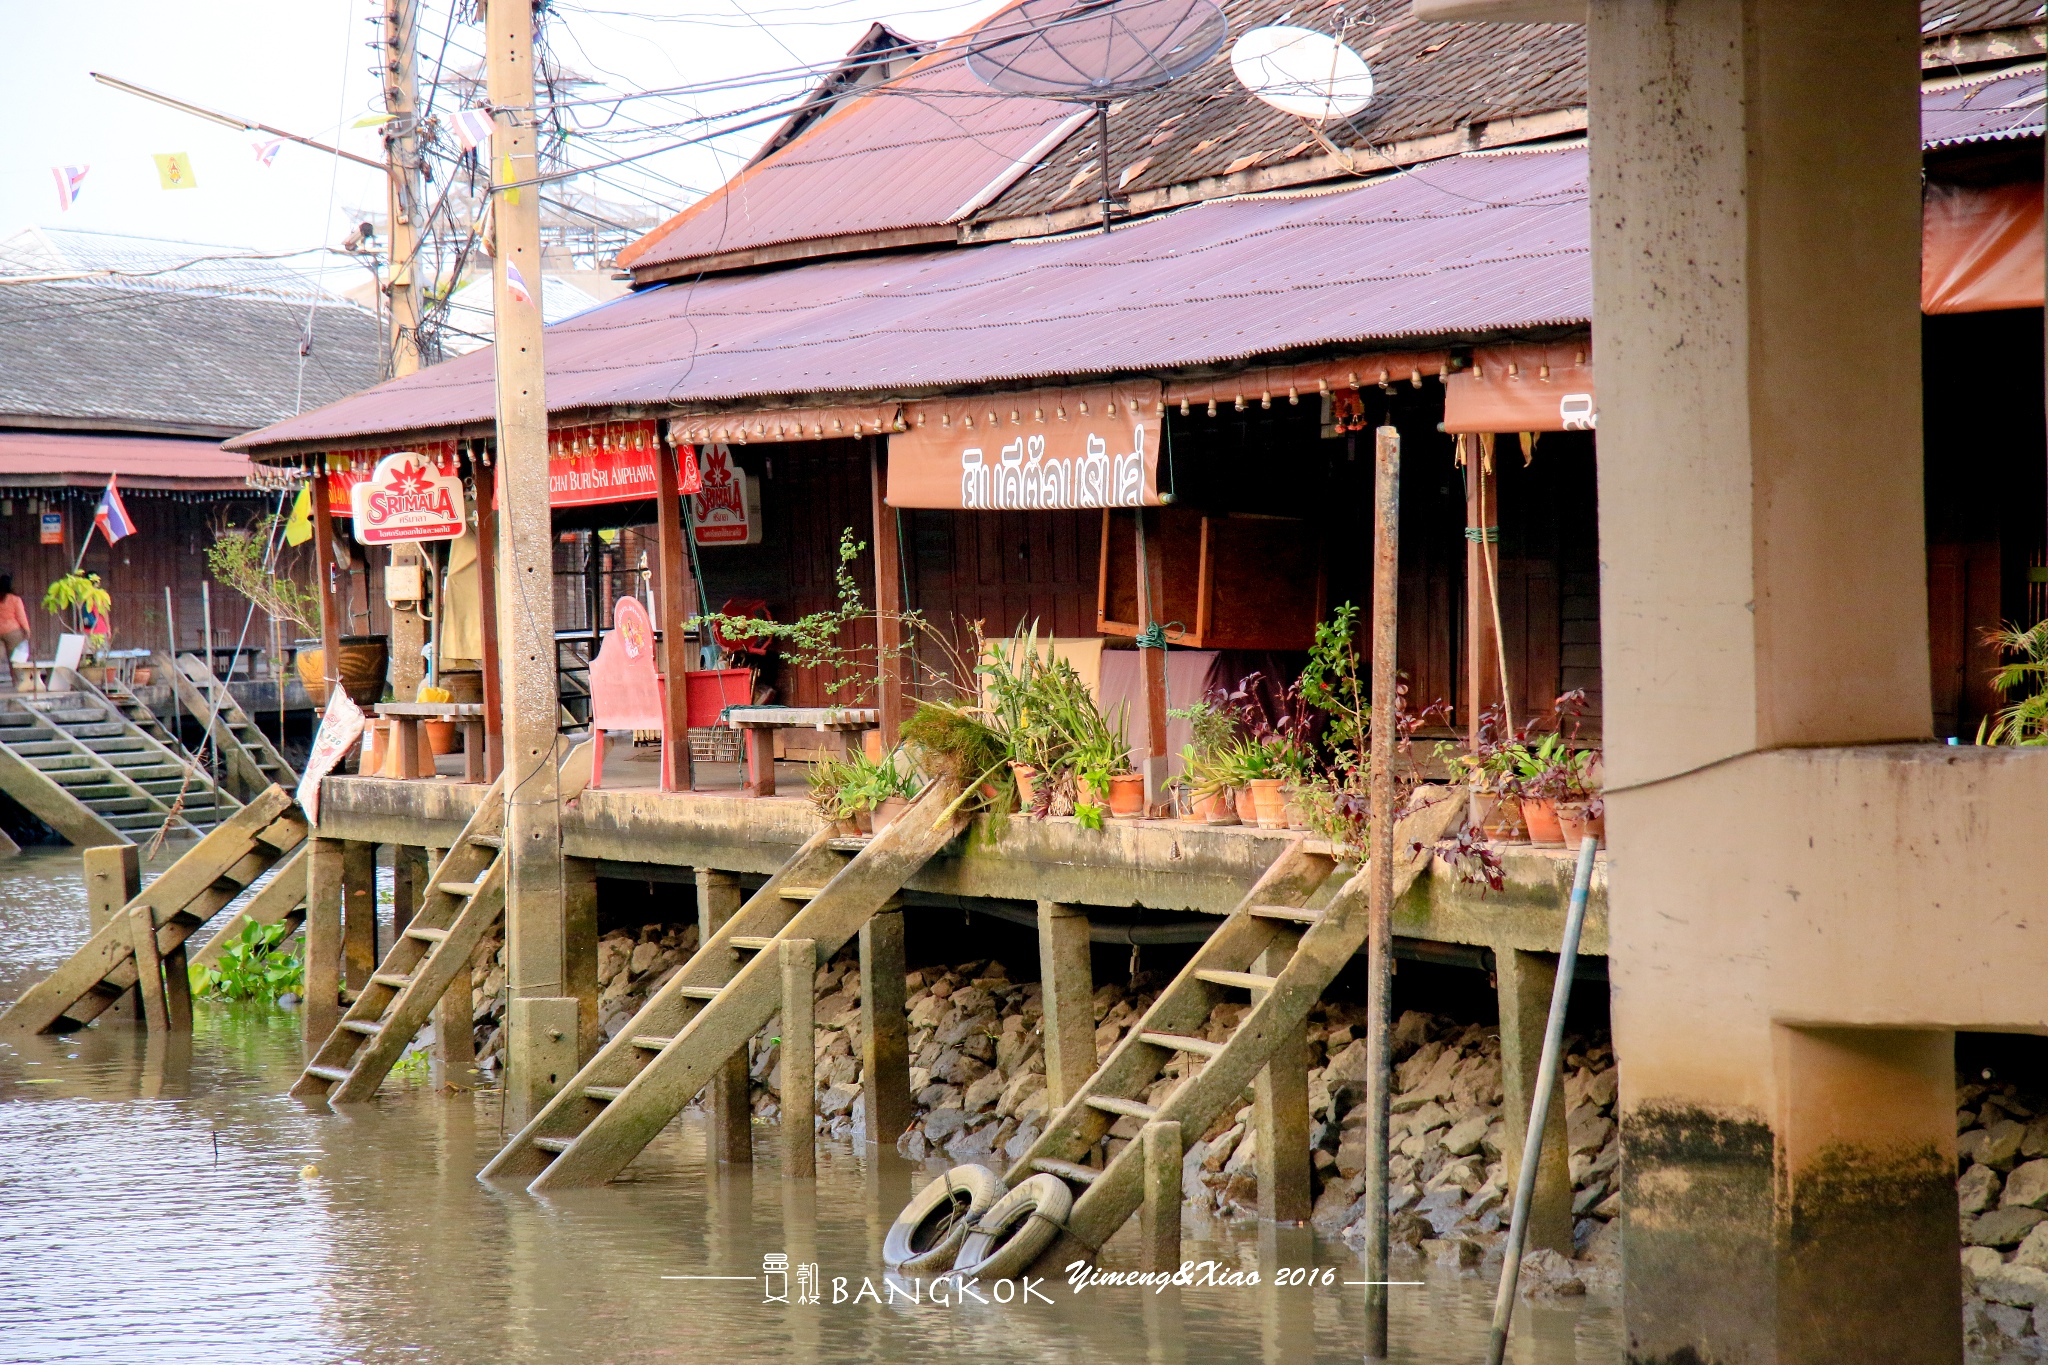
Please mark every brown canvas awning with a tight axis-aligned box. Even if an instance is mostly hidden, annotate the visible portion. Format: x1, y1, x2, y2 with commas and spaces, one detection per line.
1442, 341, 1595, 434
1923, 180, 2044, 315
888, 381, 1164, 509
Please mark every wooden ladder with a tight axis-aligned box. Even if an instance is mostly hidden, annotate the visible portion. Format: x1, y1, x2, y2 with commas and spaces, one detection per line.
291, 776, 508, 1105
0, 683, 236, 838
0, 786, 307, 1036
480, 775, 969, 1191
1002, 787, 1468, 1270
157, 653, 299, 801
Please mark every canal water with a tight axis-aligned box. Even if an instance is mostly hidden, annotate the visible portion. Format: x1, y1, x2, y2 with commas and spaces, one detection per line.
0, 847, 1623, 1364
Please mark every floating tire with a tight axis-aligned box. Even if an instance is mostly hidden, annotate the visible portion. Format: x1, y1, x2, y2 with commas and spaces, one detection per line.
949, 1172, 1074, 1282
883, 1164, 1005, 1275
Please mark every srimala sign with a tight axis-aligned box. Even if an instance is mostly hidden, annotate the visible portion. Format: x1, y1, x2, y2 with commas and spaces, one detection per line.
887, 382, 1165, 510
350, 451, 465, 543
325, 442, 458, 530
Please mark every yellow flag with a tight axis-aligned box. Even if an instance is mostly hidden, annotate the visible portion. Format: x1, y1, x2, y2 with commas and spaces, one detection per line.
154, 153, 197, 190
284, 486, 313, 546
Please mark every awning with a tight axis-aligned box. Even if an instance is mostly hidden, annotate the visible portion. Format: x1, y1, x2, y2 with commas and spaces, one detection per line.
889, 382, 1164, 509
665, 403, 900, 447
1923, 180, 2044, 315
0, 431, 250, 490
1442, 342, 1595, 434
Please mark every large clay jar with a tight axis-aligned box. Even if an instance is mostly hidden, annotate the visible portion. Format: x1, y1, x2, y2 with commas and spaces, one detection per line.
296, 635, 389, 709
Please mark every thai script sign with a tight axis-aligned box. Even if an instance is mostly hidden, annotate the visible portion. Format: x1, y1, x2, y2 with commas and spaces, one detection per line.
888, 382, 1165, 510
349, 451, 465, 544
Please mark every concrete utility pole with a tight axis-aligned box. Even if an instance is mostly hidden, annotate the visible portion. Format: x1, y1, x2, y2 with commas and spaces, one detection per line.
487, 0, 572, 1128
382, 0, 429, 702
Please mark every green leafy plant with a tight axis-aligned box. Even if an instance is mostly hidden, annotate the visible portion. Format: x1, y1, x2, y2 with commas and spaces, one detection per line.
808, 746, 919, 820
1981, 620, 2048, 745
901, 699, 1014, 827
207, 517, 321, 635
43, 570, 113, 659
1297, 601, 1371, 764
1170, 699, 1239, 799
189, 919, 304, 1004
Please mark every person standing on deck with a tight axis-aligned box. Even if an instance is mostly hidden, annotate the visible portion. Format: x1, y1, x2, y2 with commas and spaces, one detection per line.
0, 575, 31, 689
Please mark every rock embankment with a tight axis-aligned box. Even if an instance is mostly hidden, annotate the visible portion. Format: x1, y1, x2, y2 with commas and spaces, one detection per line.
1956, 1081, 2048, 1360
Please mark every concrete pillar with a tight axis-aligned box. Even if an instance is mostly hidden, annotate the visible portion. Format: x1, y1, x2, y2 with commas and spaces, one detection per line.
1037, 900, 1095, 1109
696, 868, 752, 1163
859, 905, 911, 1146
1582, 1, 1938, 1360
505, 996, 576, 1120
85, 844, 139, 1022
780, 937, 817, 1178
563, 855, 599, 1063
341, 840, 378, 993
1140, 1119, 1182, 1271
1253, 941, 1311, 1224
1495, 948, 1573, 1256
303, 836, 344, 1051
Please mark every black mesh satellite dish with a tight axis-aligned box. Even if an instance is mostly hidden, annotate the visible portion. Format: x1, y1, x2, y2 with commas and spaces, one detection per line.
967, 0, 1228, 232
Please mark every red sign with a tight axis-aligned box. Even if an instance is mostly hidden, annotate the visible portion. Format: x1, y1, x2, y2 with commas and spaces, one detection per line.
350, 451, 466, 544
548, 420, 671, 507
692, 444, 752, 545
325, 441, 455, 518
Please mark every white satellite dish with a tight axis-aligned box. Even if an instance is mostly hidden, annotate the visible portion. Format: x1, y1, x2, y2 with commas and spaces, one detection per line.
1230, 25, 1374, 123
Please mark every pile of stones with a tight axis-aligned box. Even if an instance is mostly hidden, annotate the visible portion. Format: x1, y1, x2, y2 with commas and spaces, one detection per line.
1955, 1081, 2048, 1359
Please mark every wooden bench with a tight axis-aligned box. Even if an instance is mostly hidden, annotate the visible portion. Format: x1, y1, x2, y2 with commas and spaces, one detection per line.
375, 702, 488, 783
725, 706, 880, 798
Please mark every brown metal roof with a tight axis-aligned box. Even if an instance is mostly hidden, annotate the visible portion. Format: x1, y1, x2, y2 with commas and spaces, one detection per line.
229, 145, 1593, 456
1922, 0, 2046, 37
0, 431, 251, 489
1924, 64, 2046, 147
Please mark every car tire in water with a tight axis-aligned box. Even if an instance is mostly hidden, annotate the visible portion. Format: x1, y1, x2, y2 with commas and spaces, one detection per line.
949, 1172, 1074, 1283
883, 1164, 1006, 1275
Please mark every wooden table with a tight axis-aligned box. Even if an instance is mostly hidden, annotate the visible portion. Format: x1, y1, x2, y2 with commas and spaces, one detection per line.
376, 702, 489, 782
725, 706, 880, 797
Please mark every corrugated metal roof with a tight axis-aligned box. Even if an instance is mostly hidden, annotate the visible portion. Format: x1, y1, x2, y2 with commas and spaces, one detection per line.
1923, 64, 2045, 146
617, 11, 1087, 272
231, 146, 1591, 454
0, 431, 249, 489
1922, 0, 2045, 37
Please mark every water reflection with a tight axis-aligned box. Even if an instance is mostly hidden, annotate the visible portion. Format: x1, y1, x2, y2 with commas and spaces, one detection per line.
0, 852, 1622, 1364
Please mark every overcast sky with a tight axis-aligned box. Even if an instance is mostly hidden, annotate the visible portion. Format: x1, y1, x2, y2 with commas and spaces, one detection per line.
0, 0, 1007, 279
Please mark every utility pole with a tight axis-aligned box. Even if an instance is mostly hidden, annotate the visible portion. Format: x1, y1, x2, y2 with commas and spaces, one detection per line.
487, 0, 572, 1128
382, 0, 429, 702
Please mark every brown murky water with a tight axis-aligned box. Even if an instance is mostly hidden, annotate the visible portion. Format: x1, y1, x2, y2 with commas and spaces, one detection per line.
0, 847, 1622, 1364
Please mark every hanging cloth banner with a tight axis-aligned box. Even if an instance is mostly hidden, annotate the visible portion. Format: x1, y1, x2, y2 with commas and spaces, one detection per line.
889, 381, 1165, 510
666, 403, 902, 448
547, 419, 664, 507
1441, 342, 1596, 434
324, 442, 458, 517
1923, 179, 2044, 315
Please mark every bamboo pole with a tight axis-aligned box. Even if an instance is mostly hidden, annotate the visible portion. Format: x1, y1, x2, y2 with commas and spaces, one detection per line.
1362, 422, 1401, 1358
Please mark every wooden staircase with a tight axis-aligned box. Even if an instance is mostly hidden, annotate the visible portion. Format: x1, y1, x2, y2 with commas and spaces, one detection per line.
0, 682, 237, 843
480, 776, 969, 1191
291, 777, 507, 1104
1002, 786, 1467, 1270
0, 787, 306, 1036
157, 653, 298, 801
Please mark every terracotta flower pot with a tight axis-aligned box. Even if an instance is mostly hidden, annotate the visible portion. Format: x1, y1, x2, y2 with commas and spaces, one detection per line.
1479, 792, 1529, 843
1557, 801, 1605, 850
1233, 786, 1258, 824
1248, 777, 1288, 829
1107, 772, 1146, 817
425, 719, 459, 756
1521, 797, 1565, 848
1193, 790, 1239, 825
872, 795, 911, 834
1011, 763, 1038, 808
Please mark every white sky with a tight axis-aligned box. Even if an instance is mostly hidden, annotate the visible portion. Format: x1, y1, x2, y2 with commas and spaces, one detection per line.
0, 0, 1009, 276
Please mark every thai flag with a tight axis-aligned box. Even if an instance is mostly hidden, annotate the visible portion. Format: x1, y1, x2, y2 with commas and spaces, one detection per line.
93, 476, 135, 546
451, 107, 495, 154
504, 262, 534, 307
253, 139, 283, 167
52, 166, 88, 211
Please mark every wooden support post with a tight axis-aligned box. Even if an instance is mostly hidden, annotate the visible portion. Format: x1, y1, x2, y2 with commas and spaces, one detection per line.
1464, 444, 1507, 745
869, 441, 906, 749
1496, 947, 1575, 1256
127, 903, 169, 1034
1037, 900, 1096, 1109
392, 845, 424, 938
654, 438, 695, 792
1135, 507, 1169, 809
84, 844, 139, 1022
781, 937, 817, 1178
696, 868, 753, 1163
1253, 941, 1312, 1224
310, 471, 346, 715
859, 905, 911, 1146
475, 462, 505, 780
564, 854, 600, 1063
304, 835, 344, 1051
1362, 423, 1402, 1359
1140, 1119, 1183, 1272
341, 840, 378, 995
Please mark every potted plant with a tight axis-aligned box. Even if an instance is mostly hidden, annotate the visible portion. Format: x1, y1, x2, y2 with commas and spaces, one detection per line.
1557, 792, 1605, 849
43, 570, 112, 675
1169, 699, 1238, 825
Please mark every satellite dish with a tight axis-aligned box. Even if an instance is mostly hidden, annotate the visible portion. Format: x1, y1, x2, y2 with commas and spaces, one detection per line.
968, 0, 1229, 102
1230, 25, 1374, 123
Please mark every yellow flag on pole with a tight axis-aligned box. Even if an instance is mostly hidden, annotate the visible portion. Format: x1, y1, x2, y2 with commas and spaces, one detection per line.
153, 153, 197, 190
284, 485, 314, 546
